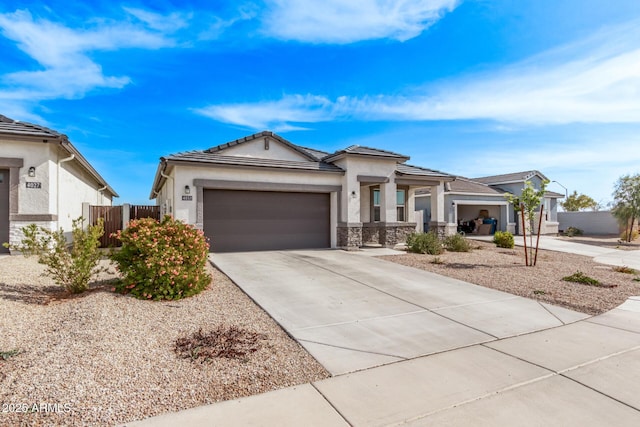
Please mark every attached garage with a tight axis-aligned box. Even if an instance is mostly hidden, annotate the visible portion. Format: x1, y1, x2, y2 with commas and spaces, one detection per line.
203, 189, 330, 252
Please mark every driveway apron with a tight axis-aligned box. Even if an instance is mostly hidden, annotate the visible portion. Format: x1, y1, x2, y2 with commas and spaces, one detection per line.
211, 249, 588, 375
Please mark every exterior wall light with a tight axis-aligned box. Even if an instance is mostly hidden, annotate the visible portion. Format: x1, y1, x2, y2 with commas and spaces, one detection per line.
28, 166, 36, 177
184, 185, 191, 195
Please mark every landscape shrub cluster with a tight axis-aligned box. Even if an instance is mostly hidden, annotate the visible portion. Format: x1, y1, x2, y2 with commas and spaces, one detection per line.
493, 231, 515, 249
4, 218, 105, 294
563, 226, 584, 237
620, 229, 639, 242
443, 233, 472, 252
407, 231, 472, 254
406, 231, 443, 255
111, 216, 211, 300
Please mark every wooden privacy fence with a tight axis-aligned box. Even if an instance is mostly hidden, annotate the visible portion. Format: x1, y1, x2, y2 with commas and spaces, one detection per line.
88, 204, 160, 248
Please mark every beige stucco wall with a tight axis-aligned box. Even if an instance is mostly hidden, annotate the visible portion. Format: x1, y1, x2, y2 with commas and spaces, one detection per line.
221, 139, 311, 161
57, 152, 112, 231
332, 156, 398, 223
0, 139, 53, 215
1, 139, 112, 247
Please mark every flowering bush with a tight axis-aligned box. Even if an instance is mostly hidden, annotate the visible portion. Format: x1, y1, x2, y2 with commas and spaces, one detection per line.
110, 216, 211, 300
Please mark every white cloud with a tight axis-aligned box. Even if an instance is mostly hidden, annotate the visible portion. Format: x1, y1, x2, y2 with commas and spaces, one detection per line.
201, 19, 640, 129
123, 7, 189, 32
196, 5, 258, 41
261, 0, 459, 43
0, 9, 176, 110
194, 94, 341, 131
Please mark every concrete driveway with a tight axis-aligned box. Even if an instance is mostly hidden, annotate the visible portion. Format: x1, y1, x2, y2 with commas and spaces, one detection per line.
130, 250, 640, 426
211, 249, 588, 375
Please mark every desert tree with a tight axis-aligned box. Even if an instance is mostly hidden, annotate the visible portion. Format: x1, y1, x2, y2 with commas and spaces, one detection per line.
505, 180, 548, 266
611, 174, 640, 242
561, 191, 598, 211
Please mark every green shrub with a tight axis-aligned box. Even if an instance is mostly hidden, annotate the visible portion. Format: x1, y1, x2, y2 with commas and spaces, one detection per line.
4, 217, 105, 293
111, 216, 211, 300
562, 271, 602, 287
406, 232, 443, 255
493, 231, 515, 248
564, 227, 583, 237
443, 234, 472, 252
1, 348, 22, 360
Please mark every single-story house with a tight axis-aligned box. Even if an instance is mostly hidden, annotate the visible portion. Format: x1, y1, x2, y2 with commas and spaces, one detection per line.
416, 170, 563, 235
150, 131, 455, 252
0, 114, 118, 253
474, 171, 563, 235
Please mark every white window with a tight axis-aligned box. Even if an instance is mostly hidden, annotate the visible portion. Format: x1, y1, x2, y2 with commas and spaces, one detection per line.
397, 189, 406, 222
372, 188, 408, 222
372, 188, 381, 222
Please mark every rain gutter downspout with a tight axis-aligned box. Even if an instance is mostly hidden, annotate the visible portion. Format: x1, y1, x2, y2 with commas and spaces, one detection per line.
57, 153, 75, 227
97, 185, 107, 204
160, 166, 174, 216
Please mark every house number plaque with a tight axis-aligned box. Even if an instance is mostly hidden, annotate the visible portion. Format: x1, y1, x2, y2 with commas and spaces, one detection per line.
26, 182, 42, 189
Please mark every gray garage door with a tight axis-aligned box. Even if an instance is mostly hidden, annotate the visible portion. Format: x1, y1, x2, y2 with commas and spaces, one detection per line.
203, 189, 330, 252
0, 170, 9, 253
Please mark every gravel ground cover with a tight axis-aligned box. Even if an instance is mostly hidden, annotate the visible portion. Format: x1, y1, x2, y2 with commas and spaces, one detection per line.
380, 240, 640, 316
0, 257, 329, 426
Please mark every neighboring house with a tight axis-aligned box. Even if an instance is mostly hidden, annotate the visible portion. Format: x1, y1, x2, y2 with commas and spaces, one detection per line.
416, 177, 510, 235
150, 131, 455, 252
416, 170, 563, 235
0, 115, 118, 253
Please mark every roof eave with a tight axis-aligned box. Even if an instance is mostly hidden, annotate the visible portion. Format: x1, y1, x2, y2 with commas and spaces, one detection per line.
149, 159, 168, 200
324, 152, 410, 163
163, 157, 345, 175
395, 172, 456, 182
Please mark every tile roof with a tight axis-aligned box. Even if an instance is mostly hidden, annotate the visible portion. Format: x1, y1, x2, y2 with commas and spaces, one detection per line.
323, 145, 410, 162
396, 163, 455, 179
416, 176, 504, 196
0, 114, 61, 139
0, 114, 118, 197
205, 131, 321, 161
297, 146, 330, 161
164, 150, 344, 173
545, 190, 565, 198
449, 177, 504, 194
474, 170, 548, 184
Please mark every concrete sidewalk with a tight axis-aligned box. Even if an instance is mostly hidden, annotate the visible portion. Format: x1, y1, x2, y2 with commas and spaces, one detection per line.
127, 297, 640, 426
472, 235, 640, 270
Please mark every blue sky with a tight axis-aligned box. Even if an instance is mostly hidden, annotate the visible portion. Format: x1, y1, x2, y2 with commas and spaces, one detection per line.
1, 0, 639, 206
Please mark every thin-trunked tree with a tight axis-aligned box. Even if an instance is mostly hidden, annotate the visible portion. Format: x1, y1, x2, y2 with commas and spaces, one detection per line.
611, 174, 640, 242
505, 180, 548, 266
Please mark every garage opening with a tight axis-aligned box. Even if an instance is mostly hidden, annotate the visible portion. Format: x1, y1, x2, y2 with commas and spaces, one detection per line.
456, 204, 504, 235
203, 189, 330, 252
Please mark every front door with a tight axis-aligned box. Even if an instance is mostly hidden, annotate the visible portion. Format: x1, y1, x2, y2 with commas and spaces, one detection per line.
0, 169, 9, 253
